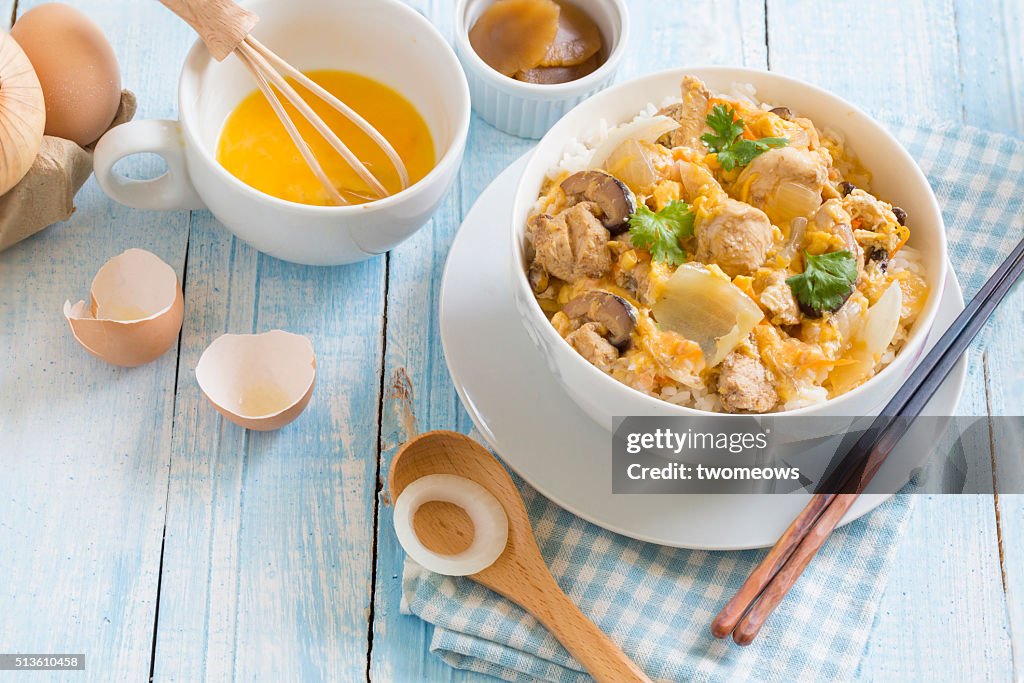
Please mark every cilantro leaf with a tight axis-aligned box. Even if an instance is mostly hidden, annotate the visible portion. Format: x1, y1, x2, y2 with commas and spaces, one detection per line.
700, 104, 790, 171
701, 104, 745, 152
786, 250, 859, 317
722, 137, 789, 169
628, 200, 695, 266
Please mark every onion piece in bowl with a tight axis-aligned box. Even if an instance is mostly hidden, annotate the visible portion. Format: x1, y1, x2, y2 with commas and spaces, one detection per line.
763, 181, 822, 229
653, 263, 764, 368
602, 138, 660, 192
588, 115, 679, 169
777, 216, 808, 265
829, 281, 903, 394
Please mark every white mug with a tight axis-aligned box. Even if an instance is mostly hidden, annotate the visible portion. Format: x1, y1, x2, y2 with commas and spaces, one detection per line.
94, 0, 470, 266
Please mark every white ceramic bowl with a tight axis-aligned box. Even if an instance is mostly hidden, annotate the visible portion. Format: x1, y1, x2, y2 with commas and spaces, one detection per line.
95, 0, 470, 266
511, 67, 948, 426
454, 0, 629, 139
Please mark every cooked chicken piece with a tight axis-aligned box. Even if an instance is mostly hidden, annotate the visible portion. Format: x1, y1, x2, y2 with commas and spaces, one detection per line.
842, 188, 894, 230
695, 198, 773, 277
717, 350, 778, 413
812, 199, 864, 272
756, 270, 801, 326
735, 147, 829, 226
656, 76, 711, 150
529, 213, 572, 281
843, 189, 902, 255
566, 322, 619, 371
528, 202, 612, 282
563, 203, 612, 279
855, 229, 898, 258
615, 258, 669, 306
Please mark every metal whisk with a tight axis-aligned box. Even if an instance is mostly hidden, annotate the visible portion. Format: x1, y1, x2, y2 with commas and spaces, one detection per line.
159, 0, 410, 205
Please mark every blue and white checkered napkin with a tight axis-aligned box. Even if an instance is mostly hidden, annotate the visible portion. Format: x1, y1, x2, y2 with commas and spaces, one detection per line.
402, 121, 1024, 682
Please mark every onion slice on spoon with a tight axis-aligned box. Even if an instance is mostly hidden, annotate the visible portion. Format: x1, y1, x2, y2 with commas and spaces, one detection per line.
393, 474, 509, 576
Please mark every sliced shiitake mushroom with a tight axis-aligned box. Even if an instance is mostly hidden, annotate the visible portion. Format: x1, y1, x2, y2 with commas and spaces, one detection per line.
892, 206, 907, 226
515, 53, 600, 84
468, 0, 560, 77
560, 170, 636, 234
538, 1, 602, 68
562, 290, 637, 347
867, 246, 890, 273
528, 261, 551, 293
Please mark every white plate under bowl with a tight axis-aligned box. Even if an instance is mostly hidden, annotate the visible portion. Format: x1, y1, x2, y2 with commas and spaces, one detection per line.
439, 154, 967, 550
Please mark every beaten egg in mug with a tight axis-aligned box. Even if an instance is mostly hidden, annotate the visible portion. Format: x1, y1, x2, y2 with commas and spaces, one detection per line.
216, 70, 436, 206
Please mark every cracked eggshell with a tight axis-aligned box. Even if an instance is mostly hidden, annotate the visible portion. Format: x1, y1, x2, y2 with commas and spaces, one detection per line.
195, 330, 316, 432
63, 248, 184, 367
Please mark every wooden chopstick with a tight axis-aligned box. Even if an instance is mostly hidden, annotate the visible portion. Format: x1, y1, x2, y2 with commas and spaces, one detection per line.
709, 491, 835, 638
712, 234, 1024, 645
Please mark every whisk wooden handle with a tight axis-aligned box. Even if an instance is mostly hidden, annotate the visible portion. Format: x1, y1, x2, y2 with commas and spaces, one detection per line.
158, 0, 258, 61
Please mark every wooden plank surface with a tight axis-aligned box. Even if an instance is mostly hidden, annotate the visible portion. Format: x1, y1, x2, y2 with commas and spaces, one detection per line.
768, 1, 1015, 681
0, 1, 191, 681
152, 214, 387, 681
0, 0, 1020, 680
368, 120, 532, 683
956, 1, 1024, 679
365, 1, 528, 677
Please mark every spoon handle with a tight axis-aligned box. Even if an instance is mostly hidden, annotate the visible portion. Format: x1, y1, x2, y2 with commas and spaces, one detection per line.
507, 571, 652, 683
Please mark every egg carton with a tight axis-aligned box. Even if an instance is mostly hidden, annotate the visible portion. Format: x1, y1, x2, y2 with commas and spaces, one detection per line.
0, 89, 136, 253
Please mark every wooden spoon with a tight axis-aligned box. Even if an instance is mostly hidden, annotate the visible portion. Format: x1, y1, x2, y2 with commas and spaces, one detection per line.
389, 430, 652, 683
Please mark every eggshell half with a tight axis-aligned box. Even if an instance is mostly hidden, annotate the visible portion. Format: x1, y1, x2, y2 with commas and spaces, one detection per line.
195, 331, 316, 432
63, 248, 184, 367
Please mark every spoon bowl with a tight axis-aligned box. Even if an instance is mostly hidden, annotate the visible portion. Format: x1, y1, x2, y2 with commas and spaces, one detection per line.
390, 430, 651, 683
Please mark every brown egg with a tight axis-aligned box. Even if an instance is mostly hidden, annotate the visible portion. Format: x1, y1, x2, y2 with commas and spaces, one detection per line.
11, 3, 121, 146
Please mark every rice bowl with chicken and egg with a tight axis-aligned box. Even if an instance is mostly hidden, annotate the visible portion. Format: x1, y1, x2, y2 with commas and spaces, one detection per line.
521, 75, 930, 414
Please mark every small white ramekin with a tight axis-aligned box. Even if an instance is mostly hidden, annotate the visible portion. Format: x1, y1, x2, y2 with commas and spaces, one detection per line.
454, 0, 630, 139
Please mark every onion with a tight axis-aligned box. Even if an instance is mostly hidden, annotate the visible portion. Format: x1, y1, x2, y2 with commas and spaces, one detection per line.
393, 474, 508, 577
830, 293, 865, 348
653, 264, 764, 368
777, 217, 808, 265
764, 181, 821, 227
786, 124, 811, 149
589, 115, 680, 170
0, 32, 45, 196
603, 139, 658, 192
829, 282, 903, 394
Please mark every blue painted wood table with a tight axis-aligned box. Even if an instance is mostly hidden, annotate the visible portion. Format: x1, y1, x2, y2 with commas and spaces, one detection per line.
0, 0, 1021, 680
